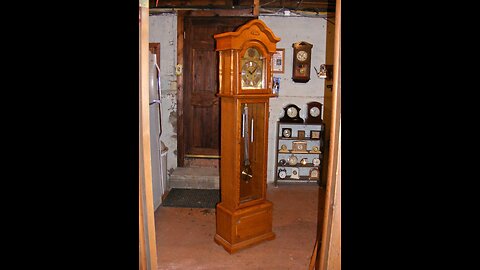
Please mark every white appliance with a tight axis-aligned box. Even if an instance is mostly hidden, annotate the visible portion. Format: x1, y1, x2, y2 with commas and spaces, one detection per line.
149, 51, 167, 211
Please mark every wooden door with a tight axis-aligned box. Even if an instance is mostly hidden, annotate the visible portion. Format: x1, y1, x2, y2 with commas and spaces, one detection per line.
182, 17, 252, 164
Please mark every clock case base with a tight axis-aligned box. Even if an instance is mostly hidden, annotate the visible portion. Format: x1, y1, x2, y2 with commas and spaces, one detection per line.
292, 77, 310, 83
214, 201, 275, 254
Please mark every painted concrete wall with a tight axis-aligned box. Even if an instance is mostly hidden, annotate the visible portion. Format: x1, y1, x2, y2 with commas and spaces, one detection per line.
149, 13, 327, 183
260, 15, 327, 183
149, 13, 178, 176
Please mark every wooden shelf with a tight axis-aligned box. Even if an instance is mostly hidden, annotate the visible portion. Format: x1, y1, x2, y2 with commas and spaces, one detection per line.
274, 120, 325, 187
278, 137, 321, 141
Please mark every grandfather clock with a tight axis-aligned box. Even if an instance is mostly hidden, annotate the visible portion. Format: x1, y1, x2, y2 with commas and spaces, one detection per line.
213, 19, 280, 253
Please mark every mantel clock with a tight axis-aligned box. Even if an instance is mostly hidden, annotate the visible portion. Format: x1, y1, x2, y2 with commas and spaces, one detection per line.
214, 19, 280, 254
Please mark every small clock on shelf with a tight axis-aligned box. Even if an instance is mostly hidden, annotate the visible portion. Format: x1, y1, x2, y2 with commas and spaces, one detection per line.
297, 130, 305, 139
310, 130, 321, 140
290, 168, 300, 179
282, 128, 292, 138
305, 101, 323, 124
278, 168, 287, 179
292, 141, 308, 153
312, 157, 321, 167
279, 104, 303, 123
309, 167, 320, 180
288, 154, 298, 166
300, 158, 308, 166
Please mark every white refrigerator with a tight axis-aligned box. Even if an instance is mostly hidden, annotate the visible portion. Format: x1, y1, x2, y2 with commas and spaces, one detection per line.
149, 51, 167, 211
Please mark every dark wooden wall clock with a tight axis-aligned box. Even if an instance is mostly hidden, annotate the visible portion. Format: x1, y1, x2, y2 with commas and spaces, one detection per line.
213, 19, 280, 254
292, 41, 313, 83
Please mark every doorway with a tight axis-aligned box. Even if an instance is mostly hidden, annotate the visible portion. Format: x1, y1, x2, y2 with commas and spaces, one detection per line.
178, 16, 253, 167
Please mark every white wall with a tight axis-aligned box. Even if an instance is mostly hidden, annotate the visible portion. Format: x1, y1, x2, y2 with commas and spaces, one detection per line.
149, 13, 327, 183
149, 13, 178, 176
260, 15, 327, 183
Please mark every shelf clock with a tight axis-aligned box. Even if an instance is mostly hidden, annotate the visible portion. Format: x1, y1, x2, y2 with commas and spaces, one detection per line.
279, 104, 303, 123
292, 41, 313, 83
213, 19, 280, 253
305, 101, 323, 124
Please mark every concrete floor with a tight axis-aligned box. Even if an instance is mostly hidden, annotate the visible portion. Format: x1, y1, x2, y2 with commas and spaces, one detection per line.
154, 184, 323, 270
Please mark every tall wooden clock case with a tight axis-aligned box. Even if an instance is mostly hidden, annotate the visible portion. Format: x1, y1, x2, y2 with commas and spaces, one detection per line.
213, 19, 280, 253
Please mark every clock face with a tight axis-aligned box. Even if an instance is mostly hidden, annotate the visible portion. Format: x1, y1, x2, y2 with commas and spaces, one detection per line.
296, 50, 308, 61
288, 155, 298, 165
241, 47, 264, 89
309, 107, 320, 117
286, 107, 298, 118
282, 128, 292, 138
278, 169, 287, 179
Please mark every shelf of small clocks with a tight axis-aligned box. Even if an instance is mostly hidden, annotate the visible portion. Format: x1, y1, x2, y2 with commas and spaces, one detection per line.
278, 124, 323, 140
276, 149, 322, 181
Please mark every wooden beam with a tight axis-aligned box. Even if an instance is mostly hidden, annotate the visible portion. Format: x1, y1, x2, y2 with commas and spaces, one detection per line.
253, 0, 260, 16
139, 3, 159, 270
186, 8, 255, 16
318, 0, 341, 269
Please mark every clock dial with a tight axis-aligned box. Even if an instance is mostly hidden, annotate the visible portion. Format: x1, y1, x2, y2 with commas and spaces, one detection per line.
241, 47, 264, 89
288, 155, 298, 165
309, 107, 320, 117
309, 168, 319, 179
296, 50, 308, 61
300, 158, 308, 165
286, 107, 298, 118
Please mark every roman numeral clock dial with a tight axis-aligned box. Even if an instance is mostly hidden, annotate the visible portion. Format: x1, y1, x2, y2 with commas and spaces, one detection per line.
292, 41, 313, 83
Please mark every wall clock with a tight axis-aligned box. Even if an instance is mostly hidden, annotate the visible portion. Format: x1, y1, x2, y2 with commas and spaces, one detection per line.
279, 104, 303, 123
292, 41, 313, 83
305, 101, 323, 124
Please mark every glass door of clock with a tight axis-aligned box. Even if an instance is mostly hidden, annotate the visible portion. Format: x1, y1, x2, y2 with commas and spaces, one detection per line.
239, 102, 267, 204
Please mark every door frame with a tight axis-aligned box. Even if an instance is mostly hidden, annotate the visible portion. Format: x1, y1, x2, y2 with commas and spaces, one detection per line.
139, 2, 158, 269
